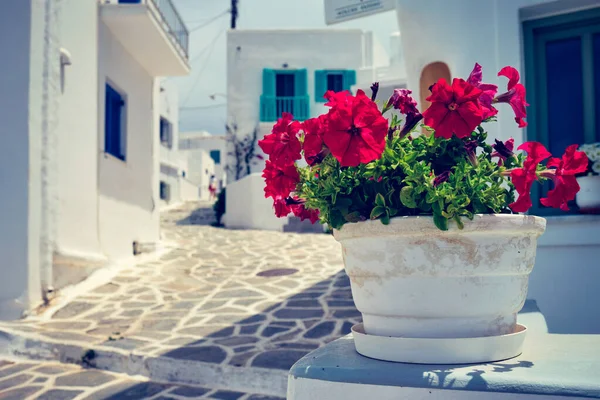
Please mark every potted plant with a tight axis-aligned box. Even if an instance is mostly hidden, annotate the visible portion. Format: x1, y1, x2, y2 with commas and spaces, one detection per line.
576, 142, 600, 213
258, 64, 588, 364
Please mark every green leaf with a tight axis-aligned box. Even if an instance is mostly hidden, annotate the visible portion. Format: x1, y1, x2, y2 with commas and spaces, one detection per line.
381, 212, 390, 225
400, 186, 417, 208
454, 215, 464, 230
330, 209, 345, 230
375, 193, 386, 207
433, 213, 448, 231
370, 206, 386, 220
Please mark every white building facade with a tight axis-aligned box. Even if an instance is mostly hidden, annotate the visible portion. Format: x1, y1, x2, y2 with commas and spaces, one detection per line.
224, 29, 390, 230
0, 0, 190, 320
179, 131, 227, 195
158, 81, 199, 208
394, 0, 600, 333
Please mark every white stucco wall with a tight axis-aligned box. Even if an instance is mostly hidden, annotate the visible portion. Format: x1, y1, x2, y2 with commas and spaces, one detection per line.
55, 0, 103, 261
179, 132, 227, 189
185, 149, 215, 201
395, 0, 600, 145
224, 173, 289, 232
96, 21, 160, 258
0, 0, 45, 319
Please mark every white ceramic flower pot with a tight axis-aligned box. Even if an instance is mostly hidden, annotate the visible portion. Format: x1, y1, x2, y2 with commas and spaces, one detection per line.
576, 175, 600, 212
334, 214, 546, 363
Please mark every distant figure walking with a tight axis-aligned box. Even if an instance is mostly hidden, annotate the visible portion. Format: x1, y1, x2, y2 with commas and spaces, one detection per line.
208, 175, 217, 201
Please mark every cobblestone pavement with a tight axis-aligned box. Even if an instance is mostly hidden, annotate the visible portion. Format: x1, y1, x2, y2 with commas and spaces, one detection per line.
0, 358, 284, 399
0, 202, 359, 394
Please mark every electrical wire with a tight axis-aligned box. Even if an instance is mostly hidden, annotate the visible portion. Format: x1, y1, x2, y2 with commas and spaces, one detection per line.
188, 9, 230, 33
181, 22, 227, 107
180, 103, 227, 110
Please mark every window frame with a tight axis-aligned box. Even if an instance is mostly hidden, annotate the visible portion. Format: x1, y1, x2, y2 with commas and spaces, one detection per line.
104, 82, 127, 161
314, 70, 356, 103
209, 150, 221, 165
160, 117, 173, 148
523, 7, 600, 215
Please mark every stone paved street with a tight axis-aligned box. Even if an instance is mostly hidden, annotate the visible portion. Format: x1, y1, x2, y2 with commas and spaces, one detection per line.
0, 202, 359, 397
0, 358, 284, 399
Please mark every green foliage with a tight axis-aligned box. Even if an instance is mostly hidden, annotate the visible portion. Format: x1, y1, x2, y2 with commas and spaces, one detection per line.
296, 127, 516, 231
213, 188, 226, 226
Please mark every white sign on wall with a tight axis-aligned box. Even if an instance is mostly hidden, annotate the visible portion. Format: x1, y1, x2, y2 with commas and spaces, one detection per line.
324, 0, 396, 25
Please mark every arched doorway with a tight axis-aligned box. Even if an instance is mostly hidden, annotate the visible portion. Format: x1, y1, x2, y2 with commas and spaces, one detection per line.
419, 62, 451, 112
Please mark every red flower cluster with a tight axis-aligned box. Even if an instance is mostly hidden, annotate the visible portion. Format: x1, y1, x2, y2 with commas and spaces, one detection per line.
509, 143, 588, 212
423, 64, 529, 138
423, 78, 483, 139
322, 90, 388, 167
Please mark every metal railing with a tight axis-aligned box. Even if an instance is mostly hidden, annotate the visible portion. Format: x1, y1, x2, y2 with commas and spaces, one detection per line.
260, 95, 310, 122
119, 0, 189, 58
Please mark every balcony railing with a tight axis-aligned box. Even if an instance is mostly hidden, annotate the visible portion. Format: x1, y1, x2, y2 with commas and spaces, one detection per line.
119, 0, 189, 58
260, 95, 310, 122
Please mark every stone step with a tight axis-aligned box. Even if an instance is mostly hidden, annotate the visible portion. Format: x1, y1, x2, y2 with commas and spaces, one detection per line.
0, 328, 288, 398
0, 358, 284, 400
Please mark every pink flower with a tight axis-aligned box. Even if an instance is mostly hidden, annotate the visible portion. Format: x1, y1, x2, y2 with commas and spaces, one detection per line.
302, 116, 328, 166
467, 63, 498, 120
262, 160, 300, 199
386, 89, 420, 115
273, 197, 292, 218
495, 66, 528, 128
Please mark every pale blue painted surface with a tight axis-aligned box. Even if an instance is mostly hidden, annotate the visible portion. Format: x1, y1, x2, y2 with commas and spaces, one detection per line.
290, 302, 600, 398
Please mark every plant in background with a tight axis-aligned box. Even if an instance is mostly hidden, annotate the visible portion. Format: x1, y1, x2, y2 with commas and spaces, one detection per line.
259, 63, 589, 230
213, 187, 226, 226
578, 142, 600, 176
226, 123, 262, 181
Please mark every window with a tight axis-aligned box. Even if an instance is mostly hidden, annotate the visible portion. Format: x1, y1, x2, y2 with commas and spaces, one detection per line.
160, 117, 172, 148
523, 8, 600, 214
314, 70, 356, 102
260, 69, 309, 122
210, 150, 221, 165
104, 83, 126, 161
160, 181, 170, 201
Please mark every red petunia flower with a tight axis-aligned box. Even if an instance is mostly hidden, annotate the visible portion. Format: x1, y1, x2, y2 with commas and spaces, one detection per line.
509, 142, 552, 213
273, 197, 292, 218
467, 63, 498, 120
258, 112, 302, 167
302, 116, 327, 166
423, 78, 483, 139
322, 90, 388, 167
263, 160, 299, 199
495, 66, 529, 128
540, 144, 589, 211
324, 90, 353, 107
290, 202, 320, 224
491, 138, 515, 165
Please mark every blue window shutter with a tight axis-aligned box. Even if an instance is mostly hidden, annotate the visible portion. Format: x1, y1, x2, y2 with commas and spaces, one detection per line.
294, 69, 308, 96
105, 84, 124, 160
343, 70, 356, 91
315, 70, 327, 103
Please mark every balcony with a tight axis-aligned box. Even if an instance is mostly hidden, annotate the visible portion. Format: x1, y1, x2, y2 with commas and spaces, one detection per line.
260, 95, 310, 122
100, 0, 190, 76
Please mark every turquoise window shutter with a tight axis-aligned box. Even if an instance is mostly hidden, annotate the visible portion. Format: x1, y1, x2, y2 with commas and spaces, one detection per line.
262, 68, 275, 95
294, 69, 309, 121
294, 69, 308, 95
343, 70, 356, 91
260, 68, 276, 122
315, 70, 327, 103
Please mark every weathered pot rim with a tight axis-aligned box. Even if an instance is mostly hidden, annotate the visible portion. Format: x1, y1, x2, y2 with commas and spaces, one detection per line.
333, 214, 546, 241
